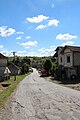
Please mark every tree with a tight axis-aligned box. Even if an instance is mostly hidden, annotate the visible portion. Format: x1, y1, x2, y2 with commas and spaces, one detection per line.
15, 57, 21, 66
21, 57, 31, 65
21, 63, 29, 74
43, 59, 52, 74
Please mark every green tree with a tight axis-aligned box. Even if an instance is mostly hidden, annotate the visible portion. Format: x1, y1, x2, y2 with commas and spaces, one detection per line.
21, 63, 29, 74
43, 59, 52, 73
15, 57, 21, 66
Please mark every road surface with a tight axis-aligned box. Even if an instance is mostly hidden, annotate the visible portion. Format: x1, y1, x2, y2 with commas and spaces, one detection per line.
0, 68, 80, 120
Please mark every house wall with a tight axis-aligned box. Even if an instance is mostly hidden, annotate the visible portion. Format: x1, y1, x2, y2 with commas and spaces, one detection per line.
0, 67, 5, 75
58, 48, 73, 67
58, 48, 64, 66
63, 48, 73, 67
58, 54, 64, 66
0, 59, 7, 67
74, 52, 80, 66
64, 52, 73, 67
64, 48, 71, 53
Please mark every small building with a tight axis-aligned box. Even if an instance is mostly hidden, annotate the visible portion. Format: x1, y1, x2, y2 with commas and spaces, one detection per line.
8, 62, 21, 75
0, 53, 11, 81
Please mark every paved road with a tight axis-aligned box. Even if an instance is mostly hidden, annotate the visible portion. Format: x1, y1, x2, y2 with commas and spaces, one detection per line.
0, 68, 80, 120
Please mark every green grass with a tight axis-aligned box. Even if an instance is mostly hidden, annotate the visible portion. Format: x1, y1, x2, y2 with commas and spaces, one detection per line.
0, 73, 29, 107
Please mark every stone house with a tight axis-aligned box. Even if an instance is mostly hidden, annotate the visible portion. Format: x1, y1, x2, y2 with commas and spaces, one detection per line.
54, 45, 80, 79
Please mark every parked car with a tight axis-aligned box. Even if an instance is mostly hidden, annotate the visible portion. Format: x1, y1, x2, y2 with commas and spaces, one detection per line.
39, 69, 48, 76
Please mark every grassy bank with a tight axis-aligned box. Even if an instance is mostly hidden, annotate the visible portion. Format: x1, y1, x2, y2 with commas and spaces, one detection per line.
0, 73, 29, 107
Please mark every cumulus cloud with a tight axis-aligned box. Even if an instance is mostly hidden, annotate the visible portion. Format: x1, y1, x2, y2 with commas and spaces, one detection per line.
16, 32, 24, 34
26, 51, 39, 57
26, 15, 49, 23
26, 36, 31, 39
1, 49, 27, 57
16, 50, 27, 56
16, 36, 22, 40
56, 33, 77, 40
36, 25, 46, 29
61, 41, 75, 46
39, 46, 56, 56
0, 49, 13, 56
36, 19, 59, 30
48, 19, 59, 27
20, 41, 38, 48
0, 26, 16, 37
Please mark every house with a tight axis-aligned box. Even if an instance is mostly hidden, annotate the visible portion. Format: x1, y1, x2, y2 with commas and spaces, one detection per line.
0, 53, 11, 81
54, 45, 80, 80
8, 62, 21, 75
60, 46, 80, 67
54, 46, 63, 66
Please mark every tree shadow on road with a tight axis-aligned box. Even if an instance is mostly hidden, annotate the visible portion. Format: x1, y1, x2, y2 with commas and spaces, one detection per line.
50, 77, 80, 85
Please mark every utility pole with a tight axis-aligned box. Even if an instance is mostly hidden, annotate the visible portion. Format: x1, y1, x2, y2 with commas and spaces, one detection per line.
12, 52, 16, 62
12, 51, 16, 81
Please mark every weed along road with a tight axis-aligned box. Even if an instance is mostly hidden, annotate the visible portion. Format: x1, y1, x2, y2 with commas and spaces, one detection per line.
1, 68, 80, 120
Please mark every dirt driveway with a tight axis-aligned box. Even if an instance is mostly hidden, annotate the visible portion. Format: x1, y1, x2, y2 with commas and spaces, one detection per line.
0, 68, 80, 120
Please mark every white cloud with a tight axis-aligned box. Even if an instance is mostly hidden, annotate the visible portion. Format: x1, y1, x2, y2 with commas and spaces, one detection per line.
16, 36, 22, 40
0, 26, 16, 37
36, 25, 46, 29
26, 51, 38, 57
61, 41, 75, 46
16, 32, 24, 34
0, 45, 56, 57
16, 50, 27, 56
0, 45, 3, 49
1, 49, 27, 57
26, 15, 49, 23
56, 33, 77, 40
48, 19, 59, 27
26, 36, 31, 39
25, 46, 56, 56
36, 19, 59, 30
1, 49, 13, 56
20, 41, 38, 48
39, 46, 56, 56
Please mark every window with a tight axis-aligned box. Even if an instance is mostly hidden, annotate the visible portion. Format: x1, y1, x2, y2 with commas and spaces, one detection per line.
60, 57, 62, 63
67, 56, 70, 63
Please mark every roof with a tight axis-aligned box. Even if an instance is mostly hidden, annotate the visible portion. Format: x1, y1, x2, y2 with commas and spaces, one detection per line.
53, 46, 63, 57
0, 53, 7, 59
61, 45, 80, 53
53, 52, 58, 57
55, 46, 63, 51
8, 62, 20, 70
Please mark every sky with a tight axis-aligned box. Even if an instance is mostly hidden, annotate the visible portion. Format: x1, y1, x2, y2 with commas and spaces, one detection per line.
0, 0, 80, 57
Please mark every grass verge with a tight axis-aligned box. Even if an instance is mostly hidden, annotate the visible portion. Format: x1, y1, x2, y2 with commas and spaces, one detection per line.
0, 73, 29, 107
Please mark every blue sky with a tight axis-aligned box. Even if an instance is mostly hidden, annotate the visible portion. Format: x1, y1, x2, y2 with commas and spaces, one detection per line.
0, 0, 80, 56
